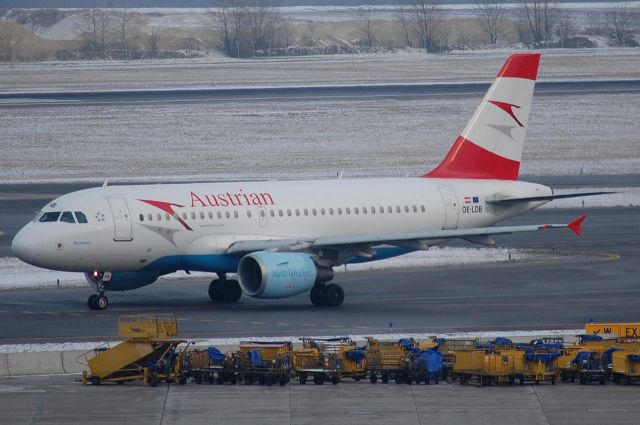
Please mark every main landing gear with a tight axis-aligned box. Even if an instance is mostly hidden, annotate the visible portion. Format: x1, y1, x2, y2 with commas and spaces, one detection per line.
310, 283, 344, 307
87, 293, 109, 310
209, 274, 242, 303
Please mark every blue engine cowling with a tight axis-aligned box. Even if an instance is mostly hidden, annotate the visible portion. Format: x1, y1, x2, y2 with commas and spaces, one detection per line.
237, 252, 332, 299
84, 271, 161, 292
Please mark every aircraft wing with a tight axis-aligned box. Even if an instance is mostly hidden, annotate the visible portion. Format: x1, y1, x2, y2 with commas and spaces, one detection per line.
226, 215, 586, 254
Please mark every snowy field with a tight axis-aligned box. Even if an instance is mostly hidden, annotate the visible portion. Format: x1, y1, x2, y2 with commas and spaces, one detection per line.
0, 246, 553, 291
2, 49, 640, 93
1, 91, 639, 182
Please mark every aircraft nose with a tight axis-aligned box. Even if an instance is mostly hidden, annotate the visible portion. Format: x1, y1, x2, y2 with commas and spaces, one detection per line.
11, 225, 41, 265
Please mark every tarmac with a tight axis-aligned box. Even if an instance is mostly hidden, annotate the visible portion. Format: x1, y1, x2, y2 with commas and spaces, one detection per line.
1, 373, 639, 425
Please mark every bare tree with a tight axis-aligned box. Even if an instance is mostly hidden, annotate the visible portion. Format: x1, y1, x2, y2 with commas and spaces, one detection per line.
114, 3, 133, 59
115, 6, 133, 58
555, 9, 574, 48
397, 4, 413, 47
475, 0, 505, 44
359, 7, 377, 47
604, 0, 638, 47
81, 2, 113, 58
520, 0, 557, 46
279, 16, 293, 56
411, 0, 445, 52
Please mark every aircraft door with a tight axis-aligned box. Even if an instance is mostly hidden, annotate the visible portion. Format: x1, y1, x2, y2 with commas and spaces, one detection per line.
437, 186, 459, 230
107, 197, 133, 241
257, 206, 268, 227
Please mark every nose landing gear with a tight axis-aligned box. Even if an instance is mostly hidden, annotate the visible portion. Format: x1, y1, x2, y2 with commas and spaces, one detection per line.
87, 293, 109, 310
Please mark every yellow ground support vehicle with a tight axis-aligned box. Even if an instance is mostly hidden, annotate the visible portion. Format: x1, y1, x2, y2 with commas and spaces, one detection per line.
78, 314, 188, 386
237, 342, 292, 386
436, 338, 479, 380
186, 347, 239, 385
292, 347, 341, 385
453, 350, 514, 386
366, 337, 414, 384
292, 338, 364, 385
511, 349, 559, 385
611, 350, 640, 385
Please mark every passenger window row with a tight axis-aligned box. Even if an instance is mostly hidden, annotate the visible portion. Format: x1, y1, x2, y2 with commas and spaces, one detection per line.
138, 205, 427, 223
38, 211, 88, 223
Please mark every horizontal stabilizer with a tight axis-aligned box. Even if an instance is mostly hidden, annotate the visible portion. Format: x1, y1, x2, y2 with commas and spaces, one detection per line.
486, 191, 615, 205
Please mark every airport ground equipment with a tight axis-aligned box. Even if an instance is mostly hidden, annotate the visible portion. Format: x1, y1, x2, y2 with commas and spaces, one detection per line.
572, 351, 609, 385
186, 347, 239, 384
611, 350, 640, 385
237, 341, 292, 386
436, 338, 479, 380
515, 349, 559, 385
453, 350, 516, 386
79, 314, 187, 386
366, 337, 418, 384
411, 348, 443, 384
293, 338, 367, 384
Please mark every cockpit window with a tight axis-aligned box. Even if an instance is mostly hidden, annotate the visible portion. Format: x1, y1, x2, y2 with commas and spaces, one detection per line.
75, 212, 88, 223
60, 211, 76, 223
39, 212, 61, 222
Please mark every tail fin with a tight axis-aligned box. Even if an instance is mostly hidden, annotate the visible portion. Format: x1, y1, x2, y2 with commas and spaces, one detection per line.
425, 53, 541, 180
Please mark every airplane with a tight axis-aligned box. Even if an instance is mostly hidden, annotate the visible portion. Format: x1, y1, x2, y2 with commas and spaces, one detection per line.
11, 53, 609, 311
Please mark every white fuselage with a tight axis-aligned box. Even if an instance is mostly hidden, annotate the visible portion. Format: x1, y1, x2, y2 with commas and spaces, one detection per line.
12, 177, 551, 275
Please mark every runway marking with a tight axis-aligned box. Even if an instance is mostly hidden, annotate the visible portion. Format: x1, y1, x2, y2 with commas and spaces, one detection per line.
249, 321, 265, 325
224, 320, 239, 324
302, 324, 317, 327
199, 319, 214, 322
0, 230, 4, 236
177, 318, 189, 321
328, 325, 343, 328
276, 322, 290, 326
67, 313, 86, 316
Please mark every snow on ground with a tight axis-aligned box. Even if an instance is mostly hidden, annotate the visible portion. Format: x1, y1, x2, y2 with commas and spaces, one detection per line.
0, 247, 537, 291
1, 91, 639, 182
0, 329, 585, 354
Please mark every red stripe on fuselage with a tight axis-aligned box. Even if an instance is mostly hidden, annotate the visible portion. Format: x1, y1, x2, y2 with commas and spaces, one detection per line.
424, 136, 520, 180
496, 53, 540, 81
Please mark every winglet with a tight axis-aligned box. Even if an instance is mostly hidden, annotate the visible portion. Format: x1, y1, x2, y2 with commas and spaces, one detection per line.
568, 215, 587, 236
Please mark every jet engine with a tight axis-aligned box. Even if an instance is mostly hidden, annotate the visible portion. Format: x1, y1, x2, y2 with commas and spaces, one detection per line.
85, 270, 161, 292
237, 252, 333, 299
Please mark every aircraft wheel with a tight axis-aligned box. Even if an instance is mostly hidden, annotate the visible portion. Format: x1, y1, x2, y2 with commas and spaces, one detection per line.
87, 294, 99, 310
309, 285, 325, 306
208, 280, 225, 302
323, 284, 344, 307
96, 295, 109, 310
223, 280, 242, 303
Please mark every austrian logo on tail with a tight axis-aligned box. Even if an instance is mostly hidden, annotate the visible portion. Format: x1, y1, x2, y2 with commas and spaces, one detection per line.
488, 100, 524, 127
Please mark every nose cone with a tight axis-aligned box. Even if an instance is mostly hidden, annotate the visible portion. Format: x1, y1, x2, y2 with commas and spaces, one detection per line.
12, 224, 41, 266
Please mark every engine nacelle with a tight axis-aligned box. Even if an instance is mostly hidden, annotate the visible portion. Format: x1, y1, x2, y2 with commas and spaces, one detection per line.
237, 252, 333, 299
85, 270, 161, 292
